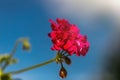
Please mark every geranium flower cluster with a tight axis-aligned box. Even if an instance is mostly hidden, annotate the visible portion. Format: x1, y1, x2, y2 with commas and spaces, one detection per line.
48, 18, 89, 56
0, 18, 90, 80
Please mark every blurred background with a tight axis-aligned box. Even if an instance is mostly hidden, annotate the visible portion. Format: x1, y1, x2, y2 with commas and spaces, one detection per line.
0, 0, 120, 80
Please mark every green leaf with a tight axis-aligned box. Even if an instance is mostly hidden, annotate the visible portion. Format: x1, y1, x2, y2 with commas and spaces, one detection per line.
0, 54, 10, 63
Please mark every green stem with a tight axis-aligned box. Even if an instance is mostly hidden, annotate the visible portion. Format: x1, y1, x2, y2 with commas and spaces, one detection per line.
7, 58, 56, 75
2, 38, 28, 70
2, 39, 21, 70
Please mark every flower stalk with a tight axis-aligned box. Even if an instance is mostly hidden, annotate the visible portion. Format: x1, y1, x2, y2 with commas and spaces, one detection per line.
7, 58, 56, 75
2, 38, 30, 70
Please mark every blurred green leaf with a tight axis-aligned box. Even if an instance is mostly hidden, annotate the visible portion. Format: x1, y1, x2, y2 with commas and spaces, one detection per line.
0, 54, 10, 64
0, 54, 18, 65
1, 73, 12, 80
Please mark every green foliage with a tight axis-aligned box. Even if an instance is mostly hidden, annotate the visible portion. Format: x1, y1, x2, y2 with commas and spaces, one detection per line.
0, 54, 10, 64
1, 73, 12, 80
0, 38, 31, 80
0, 54, 18, 65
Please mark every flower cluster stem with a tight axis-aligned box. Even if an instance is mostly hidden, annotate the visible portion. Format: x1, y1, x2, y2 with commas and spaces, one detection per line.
2, 39, 21, 70
7, 58, 56, 75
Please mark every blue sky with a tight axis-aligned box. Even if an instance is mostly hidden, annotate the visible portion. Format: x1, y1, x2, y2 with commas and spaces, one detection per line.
0, 0, 119, 80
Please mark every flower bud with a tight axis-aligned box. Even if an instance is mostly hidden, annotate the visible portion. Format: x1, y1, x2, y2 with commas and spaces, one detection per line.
22, 39, 31, 50
64, 56, 71, 65
59, 66, 67, 78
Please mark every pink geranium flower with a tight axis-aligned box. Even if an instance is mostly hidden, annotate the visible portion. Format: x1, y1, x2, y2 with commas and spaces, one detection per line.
48, 18, 90, 56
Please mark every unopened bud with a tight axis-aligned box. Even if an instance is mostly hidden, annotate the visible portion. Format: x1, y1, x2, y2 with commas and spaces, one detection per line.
22, 39, 31, 50
64, 56, 71, 65
59, 66, 67, 78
